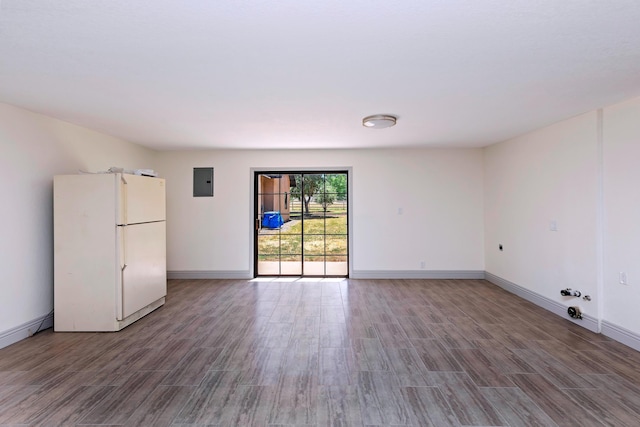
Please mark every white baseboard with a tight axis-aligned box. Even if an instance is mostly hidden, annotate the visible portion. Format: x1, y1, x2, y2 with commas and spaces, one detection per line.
601, 320, 640, 352
168, 269, 485, 280
350, 270, 485, 279
484, 272, 599, 333
486, 272, 640, 351
0, 312, 54, 350
167, 270, 252, 280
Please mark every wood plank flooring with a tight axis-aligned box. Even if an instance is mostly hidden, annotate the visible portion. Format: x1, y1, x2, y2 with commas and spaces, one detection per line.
2, 278, 640, 426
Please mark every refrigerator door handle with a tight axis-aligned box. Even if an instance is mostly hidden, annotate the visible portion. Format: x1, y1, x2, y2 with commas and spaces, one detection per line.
118, 225, 126, 269
119, 265, 125, 321
117, 225, 126, 321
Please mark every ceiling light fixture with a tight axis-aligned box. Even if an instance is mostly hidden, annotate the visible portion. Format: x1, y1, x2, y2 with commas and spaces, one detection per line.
362, 114, 397, 129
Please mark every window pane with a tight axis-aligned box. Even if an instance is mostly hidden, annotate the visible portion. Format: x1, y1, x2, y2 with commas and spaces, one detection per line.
326, 256, 348, 276
258, 235, 281, 255
304, 256, 325, 276
303, 216, 325, 234
326, 214, 347, 235
281, 256, 302, 275
280, 234, 302, 255
303, 235, 325, 255
326, 235, 348, 257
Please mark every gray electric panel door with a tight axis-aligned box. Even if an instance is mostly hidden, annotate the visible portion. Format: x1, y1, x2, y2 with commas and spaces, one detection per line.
193, 167, 214, 197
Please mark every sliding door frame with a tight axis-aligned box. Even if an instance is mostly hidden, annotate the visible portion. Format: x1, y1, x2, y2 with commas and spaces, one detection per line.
250, 167, 353, 278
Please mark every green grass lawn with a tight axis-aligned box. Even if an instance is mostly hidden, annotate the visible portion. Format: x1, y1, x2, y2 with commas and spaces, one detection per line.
258, 215, 347, 261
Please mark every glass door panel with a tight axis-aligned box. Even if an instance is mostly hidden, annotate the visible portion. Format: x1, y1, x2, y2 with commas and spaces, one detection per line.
255, 171, 348, 277
321, 172, 348, 277
303, 256, 326, 276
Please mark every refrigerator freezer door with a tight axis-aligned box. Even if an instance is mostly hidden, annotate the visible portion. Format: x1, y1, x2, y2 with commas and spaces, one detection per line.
118, 174, 166, 225
55, 174, 119, 331
119, 221, 167, 320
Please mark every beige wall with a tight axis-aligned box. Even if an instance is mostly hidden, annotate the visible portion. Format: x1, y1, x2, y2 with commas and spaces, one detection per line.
484, 111, 599, 314
155, 148, 486, 275
0, 103, 157, 343
485, 95, 640, 345
602, 97, 640, 334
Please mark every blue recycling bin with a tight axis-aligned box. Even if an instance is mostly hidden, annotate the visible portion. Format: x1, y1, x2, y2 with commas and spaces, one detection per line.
262, 211, 284, 229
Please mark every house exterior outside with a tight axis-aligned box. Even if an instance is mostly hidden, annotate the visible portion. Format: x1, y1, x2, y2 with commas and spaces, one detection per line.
257, 174, 293, 224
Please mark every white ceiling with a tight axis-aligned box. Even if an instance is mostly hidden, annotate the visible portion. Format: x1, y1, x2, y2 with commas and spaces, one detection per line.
1, 1, 640, 151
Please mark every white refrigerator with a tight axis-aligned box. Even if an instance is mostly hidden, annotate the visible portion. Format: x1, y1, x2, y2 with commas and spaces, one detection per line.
54, 173, 167, 331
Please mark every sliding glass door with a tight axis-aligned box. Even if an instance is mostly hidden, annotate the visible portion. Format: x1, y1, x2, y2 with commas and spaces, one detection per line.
255, 171, 348, 277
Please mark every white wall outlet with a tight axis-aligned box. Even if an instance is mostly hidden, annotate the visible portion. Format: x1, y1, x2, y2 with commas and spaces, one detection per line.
550, 220, 558, 231
420, 261, 426, 269
619, 271, 628, 285
397, 207, 403, 215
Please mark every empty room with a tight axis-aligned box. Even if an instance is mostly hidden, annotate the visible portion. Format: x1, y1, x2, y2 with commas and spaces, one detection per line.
2, 1, 640, 426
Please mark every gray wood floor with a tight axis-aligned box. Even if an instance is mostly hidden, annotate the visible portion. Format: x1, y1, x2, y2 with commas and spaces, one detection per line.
2, 278, 640, 426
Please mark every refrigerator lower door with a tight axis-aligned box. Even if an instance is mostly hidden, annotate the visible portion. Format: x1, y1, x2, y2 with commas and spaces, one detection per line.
118, 221, 167, 320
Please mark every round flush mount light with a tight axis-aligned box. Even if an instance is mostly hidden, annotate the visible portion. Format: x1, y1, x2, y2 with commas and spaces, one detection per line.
362, 114, 397, 129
